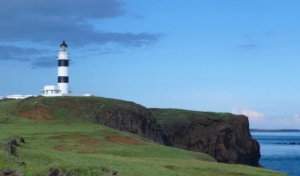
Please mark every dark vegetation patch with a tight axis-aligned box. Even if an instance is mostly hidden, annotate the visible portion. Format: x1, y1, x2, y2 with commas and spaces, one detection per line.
164, 165, 176, 170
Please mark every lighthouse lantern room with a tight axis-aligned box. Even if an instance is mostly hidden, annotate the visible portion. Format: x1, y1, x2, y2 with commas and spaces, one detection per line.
40, 41, 71, 96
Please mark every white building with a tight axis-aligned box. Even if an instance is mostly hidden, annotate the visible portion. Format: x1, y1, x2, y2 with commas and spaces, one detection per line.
41, 41, 71, 96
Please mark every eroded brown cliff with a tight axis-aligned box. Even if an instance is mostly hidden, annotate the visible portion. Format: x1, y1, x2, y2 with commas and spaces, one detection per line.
151, 110, 261, 166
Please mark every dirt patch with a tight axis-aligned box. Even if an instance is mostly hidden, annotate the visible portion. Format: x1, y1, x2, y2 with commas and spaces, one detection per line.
19, 106, 54, 121
78, 139, 101, 146
54, 144, 67, 152
106, 136, 141, 145
77, 138, 102, 154
54, 144, 81, 152
52, 134, 102, 154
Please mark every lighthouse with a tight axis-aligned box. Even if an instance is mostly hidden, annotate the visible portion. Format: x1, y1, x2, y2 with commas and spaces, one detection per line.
57, 41, 70, 94
40, 41, 71, 96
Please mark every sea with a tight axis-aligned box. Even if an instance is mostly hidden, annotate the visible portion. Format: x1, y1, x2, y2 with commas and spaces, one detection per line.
252, 132, 300, 176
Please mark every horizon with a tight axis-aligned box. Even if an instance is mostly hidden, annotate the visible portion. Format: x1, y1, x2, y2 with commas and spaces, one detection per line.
1, 1, 300, 129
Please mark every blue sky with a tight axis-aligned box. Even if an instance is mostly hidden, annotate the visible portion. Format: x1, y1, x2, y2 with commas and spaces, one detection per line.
1, 0, 300, 129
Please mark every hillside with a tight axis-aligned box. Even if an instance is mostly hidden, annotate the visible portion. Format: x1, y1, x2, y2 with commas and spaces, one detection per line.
0, 97, 287, 175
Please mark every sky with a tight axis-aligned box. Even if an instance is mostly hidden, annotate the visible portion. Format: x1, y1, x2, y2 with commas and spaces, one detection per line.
1, 0, 300, 129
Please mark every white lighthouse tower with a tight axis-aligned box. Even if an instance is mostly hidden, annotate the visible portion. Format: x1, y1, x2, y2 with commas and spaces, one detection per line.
40, 41, 71, 96
57, 41, 70, 94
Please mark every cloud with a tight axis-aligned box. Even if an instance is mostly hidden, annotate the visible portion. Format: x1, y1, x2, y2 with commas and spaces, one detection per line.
31, 56, 58, 69
0, 45, 48, 62
0, 0, 162, 47
278, 114, 300, 125
232, 108, 265, 123
0, 0, 163, 68
294, 114, 300, 123
0, 0, 126, 21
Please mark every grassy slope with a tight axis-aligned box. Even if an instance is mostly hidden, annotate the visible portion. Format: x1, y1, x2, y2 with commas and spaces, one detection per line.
0, 97, 287, 176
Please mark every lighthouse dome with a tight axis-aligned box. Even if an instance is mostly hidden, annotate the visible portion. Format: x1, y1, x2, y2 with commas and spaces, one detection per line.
60, 41, 68, 47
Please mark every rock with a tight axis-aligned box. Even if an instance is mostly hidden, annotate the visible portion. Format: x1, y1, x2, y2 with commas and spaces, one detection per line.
46, 167, 64, 176
19, 137, 25, 143
15, 171, 25, 176
274, 142, 300, 145
90, 103, 163, 143
102, 167, 110, 173
102, 167, 118, 175
157, 114, 261, 166
110, 170, 118, 175
7, 138, 18, 155
9, 138, 18, 146
4, 168, 14, 175
7, 141, 12, 155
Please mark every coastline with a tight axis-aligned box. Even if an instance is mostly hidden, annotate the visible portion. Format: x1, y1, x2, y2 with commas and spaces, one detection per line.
250, 129, 300, 132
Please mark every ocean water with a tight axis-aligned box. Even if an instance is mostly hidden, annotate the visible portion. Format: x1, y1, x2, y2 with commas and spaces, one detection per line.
252, 132, 300, 176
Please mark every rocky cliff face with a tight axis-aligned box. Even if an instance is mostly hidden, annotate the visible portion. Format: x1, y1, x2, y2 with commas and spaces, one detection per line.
156, 113, 261, 166
90, 102, 163, 144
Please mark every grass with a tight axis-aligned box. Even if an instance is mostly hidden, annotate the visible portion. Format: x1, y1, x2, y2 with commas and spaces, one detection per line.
0, 97, 287, 175
149, 108, 234, 125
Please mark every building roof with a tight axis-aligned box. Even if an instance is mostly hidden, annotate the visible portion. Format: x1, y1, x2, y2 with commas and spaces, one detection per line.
60, 40, 68, 47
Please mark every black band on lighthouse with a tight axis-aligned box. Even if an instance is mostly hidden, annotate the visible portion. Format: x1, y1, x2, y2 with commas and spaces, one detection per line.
58, 60, 69, 66
58, 76, 69, 83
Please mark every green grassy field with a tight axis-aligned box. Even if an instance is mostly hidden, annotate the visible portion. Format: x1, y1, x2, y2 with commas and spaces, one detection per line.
0, 97, 287, 175
149, 108, 234, 125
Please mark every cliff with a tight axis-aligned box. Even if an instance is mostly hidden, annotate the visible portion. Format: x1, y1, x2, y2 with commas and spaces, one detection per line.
150, 108, 261, 166
17, 96, 260, 166
85, 101, 163, 144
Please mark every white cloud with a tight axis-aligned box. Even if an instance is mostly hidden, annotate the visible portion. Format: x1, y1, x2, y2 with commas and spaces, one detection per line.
294, 114, 300, 123
278, 114, 300, 125
232, 108, 265, 123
